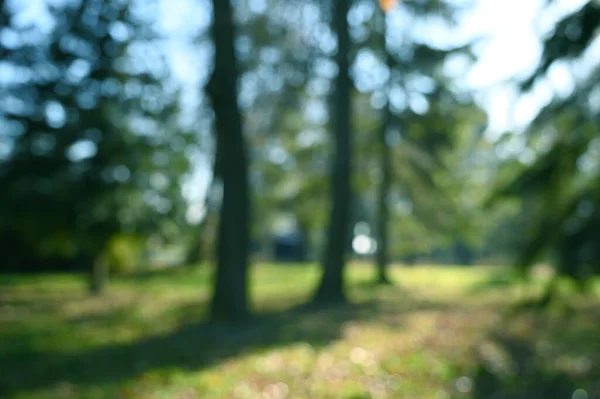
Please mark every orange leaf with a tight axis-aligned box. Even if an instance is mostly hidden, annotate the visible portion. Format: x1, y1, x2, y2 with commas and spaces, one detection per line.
379, 0, 398, 12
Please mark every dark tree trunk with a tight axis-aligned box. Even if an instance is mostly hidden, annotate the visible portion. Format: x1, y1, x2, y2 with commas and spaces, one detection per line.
374, 20, 394, 286
313, 0, 352, 304
184, 155, 221, 267
207, 0, 251, 321
185, 219, 207, 266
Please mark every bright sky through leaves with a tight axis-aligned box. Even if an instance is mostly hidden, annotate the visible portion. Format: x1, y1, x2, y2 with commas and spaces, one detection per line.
7, 0, 596, 204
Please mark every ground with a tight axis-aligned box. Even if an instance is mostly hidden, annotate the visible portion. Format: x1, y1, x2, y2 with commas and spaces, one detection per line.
1, 264, 599, 399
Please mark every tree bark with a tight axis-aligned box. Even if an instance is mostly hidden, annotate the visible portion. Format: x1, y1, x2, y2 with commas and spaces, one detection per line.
375, 21, 394, 286
184, 154, 221, 267
184, 219, 206, 266
375, 119, 392, 284
207, 0, 251, 321
89, 253, 108, 295
313, 0, 352, 304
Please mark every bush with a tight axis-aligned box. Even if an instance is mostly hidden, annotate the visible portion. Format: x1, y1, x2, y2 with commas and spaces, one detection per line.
106, 235, 144, 274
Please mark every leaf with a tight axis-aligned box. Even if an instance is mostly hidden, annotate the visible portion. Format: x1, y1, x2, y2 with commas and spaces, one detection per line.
379, 0, 399, 13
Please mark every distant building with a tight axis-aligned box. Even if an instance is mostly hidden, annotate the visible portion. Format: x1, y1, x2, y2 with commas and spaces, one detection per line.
272, 231, 306, 262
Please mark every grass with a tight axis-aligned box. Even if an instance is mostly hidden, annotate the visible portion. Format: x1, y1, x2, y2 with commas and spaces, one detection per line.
0, 263, 599, 399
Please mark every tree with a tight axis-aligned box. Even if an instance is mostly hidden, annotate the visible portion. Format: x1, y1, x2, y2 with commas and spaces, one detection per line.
312, 0, 353, 304
374, 6, 394, 285
206, 0, 252, 321
183, 156, 220, 267
358, 0, 484, 279
0, 0, 191, 292
489, 0, 600, 298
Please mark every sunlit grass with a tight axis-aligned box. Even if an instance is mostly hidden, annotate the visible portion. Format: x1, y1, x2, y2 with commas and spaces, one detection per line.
0, 264, 598, 398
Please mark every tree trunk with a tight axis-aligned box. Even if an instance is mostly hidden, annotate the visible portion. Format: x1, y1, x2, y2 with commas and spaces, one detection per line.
375, 121, 392, 284
184, 157, 220, 267
184, 219, 206, 266
313, 0, 352, 304
89, 253, 108, 295
374, 20, 394, 286
207, 0, 251, 321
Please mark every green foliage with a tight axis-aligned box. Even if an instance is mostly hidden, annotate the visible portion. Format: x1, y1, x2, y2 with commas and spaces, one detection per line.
105, 235, 145, 274
224, 0, 489, 264
0, 0, 193, 271
486, 0, 600, 286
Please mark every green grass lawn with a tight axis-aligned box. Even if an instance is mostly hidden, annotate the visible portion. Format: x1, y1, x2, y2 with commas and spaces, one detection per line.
1, 264, 599, 399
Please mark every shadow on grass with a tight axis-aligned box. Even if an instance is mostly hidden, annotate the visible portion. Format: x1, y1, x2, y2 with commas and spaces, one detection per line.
452, 308, 600, 399
0, 280, 465, 398
0, 296, 393, 397
468, 271, 521, 294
